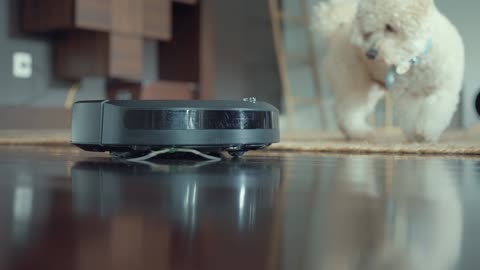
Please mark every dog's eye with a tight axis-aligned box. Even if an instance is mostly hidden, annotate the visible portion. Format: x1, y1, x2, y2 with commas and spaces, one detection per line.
385, 24, 396, 33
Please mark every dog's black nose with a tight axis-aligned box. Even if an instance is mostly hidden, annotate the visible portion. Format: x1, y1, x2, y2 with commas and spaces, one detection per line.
366, 48, 378, 60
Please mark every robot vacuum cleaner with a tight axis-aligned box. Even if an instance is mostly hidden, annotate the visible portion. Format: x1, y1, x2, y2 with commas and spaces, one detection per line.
71, 99, 280, 158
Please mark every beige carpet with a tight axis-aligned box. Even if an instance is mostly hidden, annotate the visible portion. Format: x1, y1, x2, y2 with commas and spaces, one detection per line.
0, 130, 71, 146
1, 127, 479, 156
271, 126, 480, 155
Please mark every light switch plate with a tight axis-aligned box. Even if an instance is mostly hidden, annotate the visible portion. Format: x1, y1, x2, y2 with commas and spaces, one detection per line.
13, 52, 33, 79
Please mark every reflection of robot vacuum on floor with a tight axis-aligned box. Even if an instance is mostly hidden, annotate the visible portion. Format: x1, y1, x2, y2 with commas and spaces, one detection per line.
70, 159, 283, 267
71, 159, 282, 222
71, 99, 280, 159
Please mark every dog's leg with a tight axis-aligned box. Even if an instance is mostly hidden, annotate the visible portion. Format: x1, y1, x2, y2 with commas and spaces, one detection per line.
395, 90, 460, 143
393, 93, 423, 142
415, 92, 460, 143
323, 32, 384, 141
335, 86, 385, 141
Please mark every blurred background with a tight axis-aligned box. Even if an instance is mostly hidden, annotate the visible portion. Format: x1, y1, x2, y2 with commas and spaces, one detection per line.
0, 0, 478, 135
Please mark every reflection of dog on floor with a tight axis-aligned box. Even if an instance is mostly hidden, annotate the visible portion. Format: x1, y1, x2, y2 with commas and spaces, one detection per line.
317, 157, 463, 270
314, 0, 465, 143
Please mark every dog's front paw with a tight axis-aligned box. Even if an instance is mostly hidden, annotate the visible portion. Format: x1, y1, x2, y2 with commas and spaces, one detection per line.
406, 133, 437, 144
401, 94, 456, 144
405, 122, 442, 144
342, 126, 375, 142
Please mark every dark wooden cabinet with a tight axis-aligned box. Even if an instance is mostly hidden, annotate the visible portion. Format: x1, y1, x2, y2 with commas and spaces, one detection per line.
23, 0, 171, 81
143, 0, 172, 40
23, 0, 172, 35
23, 0, 111, 32
21, 0, 213, 101
159, 4, 200, 83
109, 35, 144, 80
158, 0, 213, 99
55, 31, 143, 81
23, 0, 74, 32
75, 0, 112, 31
54, 30, 109, 80
174, 0, 197, 4
111, 0, 143, 35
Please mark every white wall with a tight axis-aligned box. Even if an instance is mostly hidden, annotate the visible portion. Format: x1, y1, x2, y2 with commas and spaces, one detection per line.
436, 0, 480, 128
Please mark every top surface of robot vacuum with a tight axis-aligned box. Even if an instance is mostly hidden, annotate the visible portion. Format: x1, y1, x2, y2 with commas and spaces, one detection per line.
71, 99, 280, 154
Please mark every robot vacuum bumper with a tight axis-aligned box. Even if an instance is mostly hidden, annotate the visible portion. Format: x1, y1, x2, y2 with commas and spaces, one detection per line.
71, 99, 280, 155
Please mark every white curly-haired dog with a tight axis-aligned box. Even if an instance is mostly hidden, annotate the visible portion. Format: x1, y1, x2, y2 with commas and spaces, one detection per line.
314, 0, 465, 142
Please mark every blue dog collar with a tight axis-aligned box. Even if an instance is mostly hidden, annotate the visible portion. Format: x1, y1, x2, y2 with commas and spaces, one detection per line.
384, 38, 433, 89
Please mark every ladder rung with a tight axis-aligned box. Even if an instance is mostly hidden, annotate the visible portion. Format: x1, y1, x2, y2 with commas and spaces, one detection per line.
278, 13, 306, 24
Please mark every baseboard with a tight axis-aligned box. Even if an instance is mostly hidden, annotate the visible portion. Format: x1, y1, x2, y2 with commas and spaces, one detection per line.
0, 107, 71, 130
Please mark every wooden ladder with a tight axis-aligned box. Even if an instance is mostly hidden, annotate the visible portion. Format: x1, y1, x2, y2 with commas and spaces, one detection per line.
268, 0, 327, 130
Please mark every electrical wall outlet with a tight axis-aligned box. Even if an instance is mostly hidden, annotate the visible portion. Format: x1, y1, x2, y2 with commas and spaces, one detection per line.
13, 52, 32, 79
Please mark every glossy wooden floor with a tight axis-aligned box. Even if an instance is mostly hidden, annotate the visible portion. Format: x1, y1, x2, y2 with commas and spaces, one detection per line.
1, 146, 479, 270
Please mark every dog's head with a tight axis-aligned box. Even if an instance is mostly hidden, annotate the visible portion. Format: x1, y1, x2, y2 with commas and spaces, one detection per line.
350, 0, 434, 66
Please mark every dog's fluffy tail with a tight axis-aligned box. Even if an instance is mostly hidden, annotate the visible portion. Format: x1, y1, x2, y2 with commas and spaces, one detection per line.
312, 0, 358, 36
